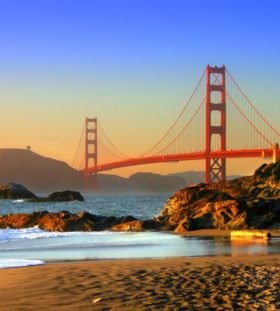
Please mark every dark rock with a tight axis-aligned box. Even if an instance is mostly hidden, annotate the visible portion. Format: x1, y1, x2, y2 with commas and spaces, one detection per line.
111, 220, 144, 231
0, 183, 36, 199
142, 219, 165, 230
47, 190, 84, 202
111, 219, 164, 232
29, 190, 84, 202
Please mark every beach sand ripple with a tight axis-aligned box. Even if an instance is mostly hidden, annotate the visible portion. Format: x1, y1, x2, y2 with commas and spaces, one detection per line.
0, 255, 279, 310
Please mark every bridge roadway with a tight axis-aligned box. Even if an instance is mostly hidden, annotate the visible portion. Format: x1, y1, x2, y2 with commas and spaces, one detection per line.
85, 148, 280, 174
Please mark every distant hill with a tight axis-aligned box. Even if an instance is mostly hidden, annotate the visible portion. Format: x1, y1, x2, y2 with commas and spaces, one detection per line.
0, 149, 241, 193
0, 149, 82, 192
128, 173, 185, 193
169, 171, 205, 185
0, 149, 184, 193
169, 171, 241, 184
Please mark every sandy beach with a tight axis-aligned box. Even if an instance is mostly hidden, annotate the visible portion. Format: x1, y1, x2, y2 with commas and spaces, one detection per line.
0, 254, 279, 311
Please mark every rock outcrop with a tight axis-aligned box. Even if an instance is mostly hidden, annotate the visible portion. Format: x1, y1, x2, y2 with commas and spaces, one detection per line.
0, 183, 36, 199
157, 161, 280, 232
0, 210, 165, 232
0, 211, 139, 232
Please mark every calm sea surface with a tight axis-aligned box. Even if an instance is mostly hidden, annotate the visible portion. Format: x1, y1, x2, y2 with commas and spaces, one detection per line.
0, 193, 169, 220
1, 194, 280, 268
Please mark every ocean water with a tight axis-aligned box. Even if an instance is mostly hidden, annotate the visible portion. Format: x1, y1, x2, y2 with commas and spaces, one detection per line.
1, 194, 280, 268
0, 193, 169, 220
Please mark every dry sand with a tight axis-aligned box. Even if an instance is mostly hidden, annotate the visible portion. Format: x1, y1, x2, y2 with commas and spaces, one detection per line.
0, 254, 280, 310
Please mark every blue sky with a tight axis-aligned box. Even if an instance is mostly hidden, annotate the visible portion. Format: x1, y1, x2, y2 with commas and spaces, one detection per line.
0, 0, 279, 175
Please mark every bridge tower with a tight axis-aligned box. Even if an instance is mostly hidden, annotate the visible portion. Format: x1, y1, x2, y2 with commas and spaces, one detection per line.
205, 65, 226, 183
84, 117, 98, 184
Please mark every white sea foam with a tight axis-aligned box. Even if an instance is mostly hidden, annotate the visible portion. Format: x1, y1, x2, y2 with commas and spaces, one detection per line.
0, 228, 155, 245
0, 228, 115, 241
0, 228, 178, 254
0, 259, 45, 269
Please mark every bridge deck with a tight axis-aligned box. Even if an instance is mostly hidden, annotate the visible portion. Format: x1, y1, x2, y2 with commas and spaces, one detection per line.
85, 148, 280, 174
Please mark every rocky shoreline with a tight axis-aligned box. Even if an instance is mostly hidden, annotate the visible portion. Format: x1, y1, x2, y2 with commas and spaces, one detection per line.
0, 210, 148, 232
157, 160, 280, 232
0, 161, 279, 232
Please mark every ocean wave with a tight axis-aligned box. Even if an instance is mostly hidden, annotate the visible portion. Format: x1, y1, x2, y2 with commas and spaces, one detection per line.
0, 229, 115, 244
0, 259, 45, 269
0, 229, 178, 253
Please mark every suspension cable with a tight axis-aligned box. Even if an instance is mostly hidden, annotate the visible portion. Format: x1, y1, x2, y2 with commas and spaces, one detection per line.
155, 97, 205, 155
226, 92, 273, 146
226, 69, 280, 138
98, 121, 131, 158
98, 138, 128, 160
139, 69, 206, 157
71, 122, 86, 168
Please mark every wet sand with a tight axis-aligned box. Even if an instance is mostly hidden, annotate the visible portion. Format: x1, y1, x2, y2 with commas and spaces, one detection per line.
0, 254, 280, 310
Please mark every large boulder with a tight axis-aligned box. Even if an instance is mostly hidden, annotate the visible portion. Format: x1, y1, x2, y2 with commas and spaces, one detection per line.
157, 161, 280, 232
0, 183, 36, 199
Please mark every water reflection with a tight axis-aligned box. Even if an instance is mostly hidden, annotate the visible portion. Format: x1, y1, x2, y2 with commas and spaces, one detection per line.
230, 238, 268, 256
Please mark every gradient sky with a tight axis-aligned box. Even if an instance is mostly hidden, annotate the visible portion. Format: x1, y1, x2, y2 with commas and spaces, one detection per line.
0, 0, 279, 177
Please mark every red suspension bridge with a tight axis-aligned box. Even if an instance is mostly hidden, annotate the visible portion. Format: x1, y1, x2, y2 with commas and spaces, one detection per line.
72, 65, 280, 184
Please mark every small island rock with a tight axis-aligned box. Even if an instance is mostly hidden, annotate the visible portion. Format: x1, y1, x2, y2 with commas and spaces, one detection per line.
0, 183, 36, 199
29, 190, 85, 202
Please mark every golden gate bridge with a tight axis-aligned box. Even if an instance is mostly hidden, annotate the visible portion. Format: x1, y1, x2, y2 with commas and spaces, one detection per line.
72, 65, 280, 184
